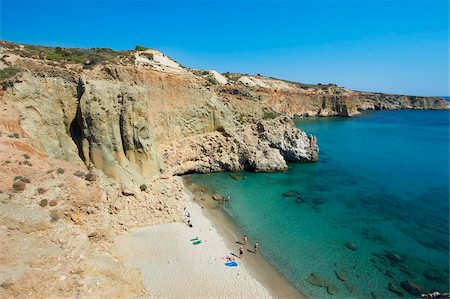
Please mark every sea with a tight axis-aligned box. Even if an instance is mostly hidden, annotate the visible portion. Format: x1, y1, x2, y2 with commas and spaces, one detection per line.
188, 109, 450, 298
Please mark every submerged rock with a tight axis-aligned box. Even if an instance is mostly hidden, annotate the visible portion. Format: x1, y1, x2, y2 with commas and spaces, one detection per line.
372, 252, 386, 260
312, 198, 325, 205
295, 196, 307, 204
423, 269, 443, 283
229, 174, 244, 181
344, 283, 357, 295
345, 242, 358, 251
371, 291, 385, 299
388, 282, 404, 297
307, 272, 327, 288
327, 285, 339, 295
400, 280, 425, 296
384, 251, 404, 264
399, 265, 412, 277
384, 269, 395, 279
283, 190, 300, 197
335, 269, 348, 281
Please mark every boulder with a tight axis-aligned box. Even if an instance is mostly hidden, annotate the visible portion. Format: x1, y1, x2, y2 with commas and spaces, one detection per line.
212, 194, 223, 202
400, 280, 424, 296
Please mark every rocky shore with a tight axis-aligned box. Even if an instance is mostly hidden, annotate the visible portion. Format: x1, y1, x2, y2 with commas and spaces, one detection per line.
0, 40, 448, 297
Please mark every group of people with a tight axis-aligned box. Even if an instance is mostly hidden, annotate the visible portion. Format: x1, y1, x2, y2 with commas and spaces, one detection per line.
185, 209, 193, 228
239, 235, 258, 258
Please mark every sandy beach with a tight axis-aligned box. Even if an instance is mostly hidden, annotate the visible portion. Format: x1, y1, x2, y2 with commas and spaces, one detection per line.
114, 178, 303, 298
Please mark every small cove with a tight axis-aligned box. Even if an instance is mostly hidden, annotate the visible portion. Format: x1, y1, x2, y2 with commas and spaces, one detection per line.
187, 110, 450, 298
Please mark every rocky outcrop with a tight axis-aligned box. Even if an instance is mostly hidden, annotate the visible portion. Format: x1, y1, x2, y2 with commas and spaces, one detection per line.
161, 116, 318, 175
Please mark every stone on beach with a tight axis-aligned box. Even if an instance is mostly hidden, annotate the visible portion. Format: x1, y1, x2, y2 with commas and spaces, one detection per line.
212, 194, 223, 201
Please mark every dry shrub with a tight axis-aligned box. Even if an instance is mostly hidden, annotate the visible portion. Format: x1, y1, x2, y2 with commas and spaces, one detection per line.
50, 210, 60, 222
12, 180, 26, 192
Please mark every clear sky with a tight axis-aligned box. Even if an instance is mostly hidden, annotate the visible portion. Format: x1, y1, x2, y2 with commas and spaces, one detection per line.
1, 0, 448, 96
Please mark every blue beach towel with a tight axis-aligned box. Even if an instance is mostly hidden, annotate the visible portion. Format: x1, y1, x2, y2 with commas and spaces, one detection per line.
225, 262, 238, 267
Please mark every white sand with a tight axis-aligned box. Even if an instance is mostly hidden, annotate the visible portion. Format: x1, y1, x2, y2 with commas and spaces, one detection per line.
114, 187, 273, 298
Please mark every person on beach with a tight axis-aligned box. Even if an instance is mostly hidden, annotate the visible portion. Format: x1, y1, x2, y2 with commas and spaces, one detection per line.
243, 235, 248, 245
239, 246, 244, 258
254, 242, 259, 254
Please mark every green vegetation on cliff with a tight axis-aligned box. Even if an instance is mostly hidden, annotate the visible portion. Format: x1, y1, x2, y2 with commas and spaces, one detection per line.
0, 67, 21, 81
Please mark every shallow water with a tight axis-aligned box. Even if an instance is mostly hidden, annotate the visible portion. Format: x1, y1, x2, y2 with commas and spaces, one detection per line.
188, 110, 449, 298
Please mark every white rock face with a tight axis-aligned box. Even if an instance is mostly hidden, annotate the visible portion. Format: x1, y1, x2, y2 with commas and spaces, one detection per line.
238, 76, 257, 86
208, 70, 228, 85
135, 49, 184, 73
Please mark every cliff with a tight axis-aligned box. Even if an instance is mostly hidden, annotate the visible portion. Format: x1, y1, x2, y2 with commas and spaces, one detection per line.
0, 41, 447, 297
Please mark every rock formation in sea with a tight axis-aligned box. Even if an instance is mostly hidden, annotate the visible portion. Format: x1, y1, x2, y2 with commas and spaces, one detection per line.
0, 40, 447, 297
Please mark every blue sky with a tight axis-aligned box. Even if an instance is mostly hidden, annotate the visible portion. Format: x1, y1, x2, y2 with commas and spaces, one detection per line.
1, 0, 448, 96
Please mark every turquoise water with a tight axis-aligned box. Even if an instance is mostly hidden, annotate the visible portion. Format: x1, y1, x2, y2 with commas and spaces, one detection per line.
188, 110, 449, 298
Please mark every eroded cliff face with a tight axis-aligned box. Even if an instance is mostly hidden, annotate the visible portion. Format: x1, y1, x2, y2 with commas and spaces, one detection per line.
161, 116, 318, 175
0, 43, 325, 184
2, 42, 448, 183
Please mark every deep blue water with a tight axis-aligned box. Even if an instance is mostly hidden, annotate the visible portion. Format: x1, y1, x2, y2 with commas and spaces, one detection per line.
188, 110, 449, 298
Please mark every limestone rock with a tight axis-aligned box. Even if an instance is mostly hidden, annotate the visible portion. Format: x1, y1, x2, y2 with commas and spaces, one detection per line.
162, 116, 317, 175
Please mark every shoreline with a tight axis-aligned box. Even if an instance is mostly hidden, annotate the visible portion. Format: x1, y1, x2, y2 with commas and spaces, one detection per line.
113, 176, 306, 298
114, 177, 272, 298
182, 177, 306, 299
